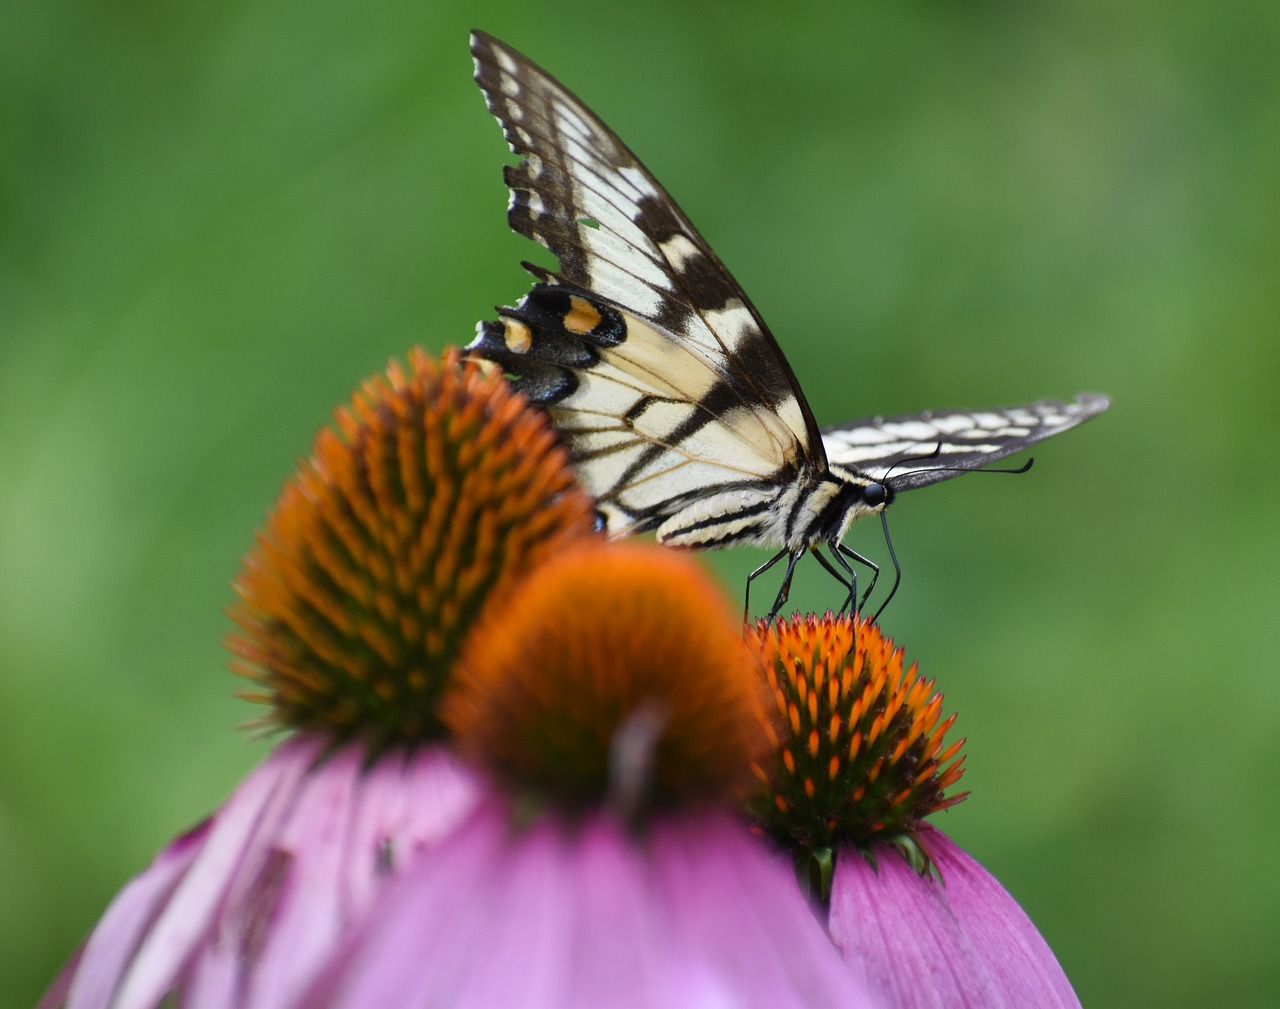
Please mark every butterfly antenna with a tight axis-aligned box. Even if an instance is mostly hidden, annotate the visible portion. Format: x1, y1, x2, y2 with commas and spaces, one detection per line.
899, 456, 1036, 483
865, 454, 1032, 625
881, 443, 944, 483
882, 443, 1036, 486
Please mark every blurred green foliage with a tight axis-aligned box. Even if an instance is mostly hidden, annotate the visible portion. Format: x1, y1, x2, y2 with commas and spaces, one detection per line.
3, 1, 1278, 1007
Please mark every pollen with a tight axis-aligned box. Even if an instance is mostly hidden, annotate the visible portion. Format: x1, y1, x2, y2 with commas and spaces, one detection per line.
226, 348, 597, 747
443, 542, 769, 814
747, 613, 966, 854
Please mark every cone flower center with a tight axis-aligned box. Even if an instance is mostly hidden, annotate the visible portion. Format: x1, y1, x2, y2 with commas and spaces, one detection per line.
748, 614, 967, 861
444, 542, 769, 817
226, 349, 596, 748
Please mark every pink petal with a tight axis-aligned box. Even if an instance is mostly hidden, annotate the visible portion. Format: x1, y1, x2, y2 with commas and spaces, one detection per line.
829, 826, 1080, 1009
110, 735, 318, 1009
303, 804, 874, 1009
237, 745, 363, 1008
304, 798, 510, 1007
51, 736, 481, 1009
342, 743, 479, 911
651, 818, 873, 1008
55, 820, 210, 1009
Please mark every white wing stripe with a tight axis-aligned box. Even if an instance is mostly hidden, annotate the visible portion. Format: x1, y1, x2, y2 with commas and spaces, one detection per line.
701, 300, 761, 356
659, 233, 702, 273
618, 166, 663, 202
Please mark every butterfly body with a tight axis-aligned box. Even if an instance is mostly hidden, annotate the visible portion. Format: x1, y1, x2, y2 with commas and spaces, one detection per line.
465, 31, 1110, 617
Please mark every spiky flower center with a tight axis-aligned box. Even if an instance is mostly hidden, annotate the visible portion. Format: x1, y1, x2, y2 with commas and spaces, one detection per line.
444, 542, 768, 815
748, 614, 966, 857
227, 349, 596, 747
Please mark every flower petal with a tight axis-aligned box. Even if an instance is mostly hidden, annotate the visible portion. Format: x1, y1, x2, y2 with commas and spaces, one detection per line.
303, 804, 872, 1009
652, 818, 868, 1008
237, 745, 363, 1008
829, 826, 1079, 1009
54, 819, 210, 1009
54, 736, 481, 1009
109, 737, 318, 1009
342, 743, 479, 909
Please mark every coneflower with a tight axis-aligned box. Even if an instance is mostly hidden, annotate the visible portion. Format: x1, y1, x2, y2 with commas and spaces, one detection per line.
41, 349, 597, 1009
749, 613, 1080, 1009
296, 543, 869, 1008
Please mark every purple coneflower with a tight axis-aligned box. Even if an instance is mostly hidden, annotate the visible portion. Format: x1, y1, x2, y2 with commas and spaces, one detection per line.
43, 342, 1079, 1009
297, 541, 870, 1008
43, 349, 868, 1009
42, 349, 597, 1009
749, 614, 1082, 1008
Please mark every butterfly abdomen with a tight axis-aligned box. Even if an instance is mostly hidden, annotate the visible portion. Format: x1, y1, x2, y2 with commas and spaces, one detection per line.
653, 485, 786, 550
650, 472, 880, 554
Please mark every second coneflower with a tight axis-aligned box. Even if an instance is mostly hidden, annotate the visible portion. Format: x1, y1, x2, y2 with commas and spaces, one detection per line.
296, 543, 875, 1009
42, 349, 598, 1009
749, 613, 1081, 1009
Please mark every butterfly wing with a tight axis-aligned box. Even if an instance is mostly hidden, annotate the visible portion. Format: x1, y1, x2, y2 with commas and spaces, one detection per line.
820, 393, 1111, 491
467, 31, 826, 538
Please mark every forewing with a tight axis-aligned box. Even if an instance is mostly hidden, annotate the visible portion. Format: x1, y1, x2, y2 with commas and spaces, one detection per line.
821, 393, 1111, 491
467, 31, 825, 505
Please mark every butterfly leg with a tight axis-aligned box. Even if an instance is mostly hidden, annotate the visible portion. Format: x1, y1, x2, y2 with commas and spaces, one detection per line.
833, 542, 880, 614
811, 548, 856, 614
765, 550, 805, 622
744, 547, 789, 624
746, 549, 805, 623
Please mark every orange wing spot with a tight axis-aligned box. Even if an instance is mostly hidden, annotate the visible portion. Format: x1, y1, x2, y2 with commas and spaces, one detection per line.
563, 295, 602, 335
502, 317, 533, 354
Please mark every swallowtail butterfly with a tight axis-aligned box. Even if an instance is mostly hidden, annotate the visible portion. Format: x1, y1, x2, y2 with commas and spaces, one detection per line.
465, 31, 1109, 619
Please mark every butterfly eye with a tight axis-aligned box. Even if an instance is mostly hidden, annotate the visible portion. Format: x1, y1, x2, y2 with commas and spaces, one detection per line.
863, 483, 887, 508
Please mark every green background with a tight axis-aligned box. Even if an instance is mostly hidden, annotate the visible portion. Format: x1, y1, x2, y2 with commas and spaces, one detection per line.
3, 1, 1277, 1007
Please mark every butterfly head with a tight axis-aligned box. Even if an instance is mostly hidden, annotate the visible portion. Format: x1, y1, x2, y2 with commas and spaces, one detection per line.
838, 474, 894, 536
800, 468, 895, 548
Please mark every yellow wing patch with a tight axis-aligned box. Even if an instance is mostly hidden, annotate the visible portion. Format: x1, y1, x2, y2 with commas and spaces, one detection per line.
563, 295, 603, 335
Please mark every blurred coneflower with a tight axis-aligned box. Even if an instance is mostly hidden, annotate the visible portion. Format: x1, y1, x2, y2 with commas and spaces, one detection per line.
228, 348, 597, 748
295, 542, 871, 1009
41, 349, 598, 1009
749, 613, 1081, 1009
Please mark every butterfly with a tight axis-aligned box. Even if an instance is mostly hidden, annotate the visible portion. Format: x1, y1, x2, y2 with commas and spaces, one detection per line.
465, 30, 1110, 620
